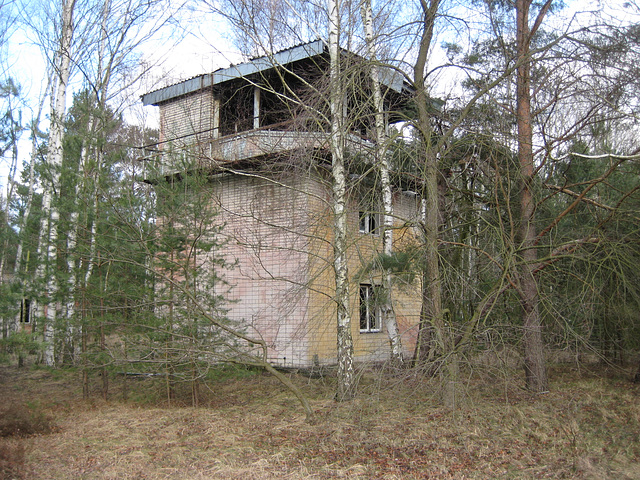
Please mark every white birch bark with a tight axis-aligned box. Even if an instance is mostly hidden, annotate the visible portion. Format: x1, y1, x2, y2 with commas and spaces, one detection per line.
83, 180, 99, 287
329, 0, 355, 401
13, 71, 53, 335
41, 0, 77, 366
360, 0, 403, 364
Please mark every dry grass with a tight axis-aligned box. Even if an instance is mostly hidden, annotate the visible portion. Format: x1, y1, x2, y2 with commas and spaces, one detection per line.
0, 363, 638, 479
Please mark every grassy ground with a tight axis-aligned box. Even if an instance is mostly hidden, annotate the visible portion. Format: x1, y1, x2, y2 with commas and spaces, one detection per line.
1, 361, 639, 479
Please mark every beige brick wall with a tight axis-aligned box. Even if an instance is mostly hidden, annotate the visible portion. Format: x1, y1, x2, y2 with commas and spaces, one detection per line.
160, 90, 215, 148
298, 178, 423, 366
211, 171, 317, 366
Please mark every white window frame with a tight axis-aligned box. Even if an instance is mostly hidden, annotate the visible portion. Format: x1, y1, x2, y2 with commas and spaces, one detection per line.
359, 284, 381, 333
359, 211, 379, 235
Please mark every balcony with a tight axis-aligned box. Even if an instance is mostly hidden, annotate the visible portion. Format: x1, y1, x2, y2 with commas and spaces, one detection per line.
142, 128, 374, 179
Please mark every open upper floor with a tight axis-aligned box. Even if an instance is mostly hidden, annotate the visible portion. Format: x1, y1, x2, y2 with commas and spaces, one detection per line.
140, 40, 413, 175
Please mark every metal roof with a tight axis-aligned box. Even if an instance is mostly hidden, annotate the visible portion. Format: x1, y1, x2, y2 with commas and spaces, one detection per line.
141, 39, 411, 106
142, 40, 326, 106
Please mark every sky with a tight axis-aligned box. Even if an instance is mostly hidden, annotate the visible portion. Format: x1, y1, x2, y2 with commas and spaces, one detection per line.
0, 3, 241, 195
0, 0, 638, 197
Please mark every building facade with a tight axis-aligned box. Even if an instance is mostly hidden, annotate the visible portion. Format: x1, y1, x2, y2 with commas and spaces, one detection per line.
142, 40, 422, 367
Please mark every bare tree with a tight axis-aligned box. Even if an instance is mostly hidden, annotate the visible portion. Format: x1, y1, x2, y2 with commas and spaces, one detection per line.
327, 0, 356, 401
359, 0, 403, 365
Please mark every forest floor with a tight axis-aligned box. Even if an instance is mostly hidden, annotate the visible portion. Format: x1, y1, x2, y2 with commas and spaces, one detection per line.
0, 361, 639, 479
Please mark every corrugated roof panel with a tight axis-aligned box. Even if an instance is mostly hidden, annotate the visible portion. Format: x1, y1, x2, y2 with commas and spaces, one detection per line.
142, 40, 326, 106
141, 74, 214, 106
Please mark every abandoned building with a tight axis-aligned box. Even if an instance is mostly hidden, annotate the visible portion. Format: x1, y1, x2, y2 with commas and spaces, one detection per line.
141, 40, 423, 367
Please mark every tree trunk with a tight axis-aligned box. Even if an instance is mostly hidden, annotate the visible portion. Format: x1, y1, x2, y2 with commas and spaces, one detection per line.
329, 0, 355, 401
411, 0, 443, 362
360, 0, 403, 365
408, 0, 460, 406
82, 319, 89, 400
515, 0, 550, 393
41, 0, 77, 366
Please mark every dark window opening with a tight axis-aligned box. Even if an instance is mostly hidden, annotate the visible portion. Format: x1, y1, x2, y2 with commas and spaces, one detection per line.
359, 212, 378, 235
219, 83, 254, 136
360, 284, 381, 333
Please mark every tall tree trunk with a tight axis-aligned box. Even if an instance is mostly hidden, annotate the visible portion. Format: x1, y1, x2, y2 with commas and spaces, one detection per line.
360, 0, 403, 365
411, 0, 442, 364
329, 0, 355, 401
515, 0, 550, 393
409, 0, 459, 406
39, 189, 56, 366
40, 0, 77, 366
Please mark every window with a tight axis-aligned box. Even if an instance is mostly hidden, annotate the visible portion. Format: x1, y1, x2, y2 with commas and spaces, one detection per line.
359, 211, 378, 235
360, 284, 381, 333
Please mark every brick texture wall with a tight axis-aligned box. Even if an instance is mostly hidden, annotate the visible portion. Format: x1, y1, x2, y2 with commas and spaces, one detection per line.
160, 90, 215, 147
207, 168, 422, 367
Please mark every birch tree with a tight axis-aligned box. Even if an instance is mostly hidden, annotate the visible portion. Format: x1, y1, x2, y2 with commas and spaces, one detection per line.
38, 0, 77, 365
359, 0, 403, 365
205, 0, 364, 399
15, 0, 172, 364
328, 0, 356, 400
59, 0, 171, 360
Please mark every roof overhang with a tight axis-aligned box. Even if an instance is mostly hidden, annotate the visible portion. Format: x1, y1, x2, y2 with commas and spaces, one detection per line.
142, 40, 326, 106
141, 39, 411, 106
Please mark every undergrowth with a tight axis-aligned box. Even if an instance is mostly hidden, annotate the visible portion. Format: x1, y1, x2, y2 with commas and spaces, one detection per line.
0, 362, 638, 479
0, 403, 56, 438
0, 440, 26, 480
0, 402, 57, 480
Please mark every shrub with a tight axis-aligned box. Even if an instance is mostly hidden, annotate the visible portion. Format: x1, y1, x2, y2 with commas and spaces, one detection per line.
0, 404, 56, 438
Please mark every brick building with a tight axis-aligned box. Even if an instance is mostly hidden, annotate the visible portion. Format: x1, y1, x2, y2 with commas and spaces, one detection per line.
141, 40, 422, 367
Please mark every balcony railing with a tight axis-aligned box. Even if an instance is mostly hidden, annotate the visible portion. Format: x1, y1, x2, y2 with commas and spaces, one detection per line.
141, 128, 374, 179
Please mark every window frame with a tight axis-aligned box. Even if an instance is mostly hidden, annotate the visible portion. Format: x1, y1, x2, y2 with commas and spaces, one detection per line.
359, 211, 379, 235
359, 283, 382, 333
